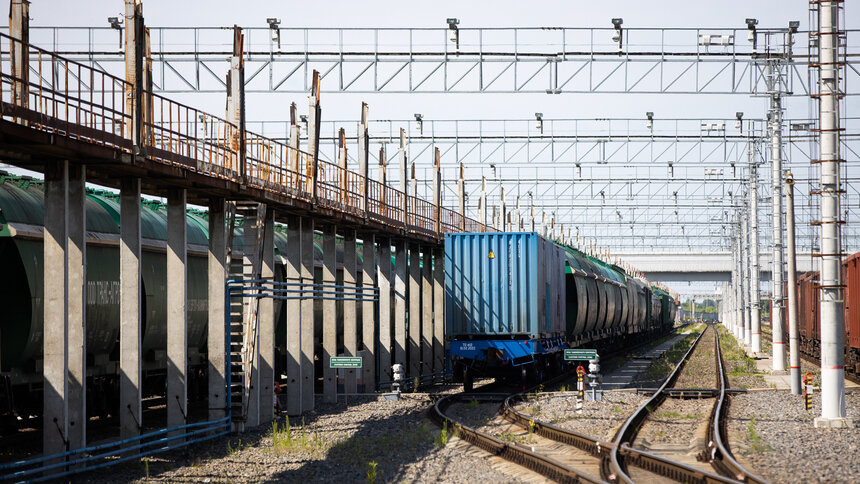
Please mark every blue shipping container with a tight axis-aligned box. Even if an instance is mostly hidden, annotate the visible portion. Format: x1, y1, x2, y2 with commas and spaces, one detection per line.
444, 232, 566, 339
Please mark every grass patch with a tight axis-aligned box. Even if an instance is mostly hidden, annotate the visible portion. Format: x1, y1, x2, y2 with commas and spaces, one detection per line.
747, 418, 772, 453
270, 417, 330, 456
332, 420, 436, 466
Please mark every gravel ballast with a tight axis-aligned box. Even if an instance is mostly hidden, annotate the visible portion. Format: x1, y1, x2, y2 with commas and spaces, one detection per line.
727, 390, 860, 484
81, 390, 522, 484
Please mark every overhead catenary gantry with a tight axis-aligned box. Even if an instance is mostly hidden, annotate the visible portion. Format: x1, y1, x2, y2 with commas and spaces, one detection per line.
22, 24, 860, 95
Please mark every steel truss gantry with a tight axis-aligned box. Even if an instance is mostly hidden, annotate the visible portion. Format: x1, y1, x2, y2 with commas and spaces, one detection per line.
21, 25, 860, 94
242, 116, 860, 253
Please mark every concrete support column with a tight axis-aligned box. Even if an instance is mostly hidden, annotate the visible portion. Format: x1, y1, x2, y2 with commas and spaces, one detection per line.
361, 234, 377, 391
394, 240, 407, 376
816, 0, 848, 426
43, 160, 69, 456
300, 218, 315, 411
167, 189, 187, 431
343, 229, 358, 394
259, 208, 275, 424
285, 215, 302, 415
786, 174, 802, 394
421, 249, 433, 375
322, 225, 337, 403
750, 156, 762, 354
377, 237, 392, 385
742, 206, 751, 346
208, 199, 227, 422
68, 164, 86, 450
120, 177, 142, 441
433, 247, 445, 373
408, 243, 421, 378
768, 64, 786, 371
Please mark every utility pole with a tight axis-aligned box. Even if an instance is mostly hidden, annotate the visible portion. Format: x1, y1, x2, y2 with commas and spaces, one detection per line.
785, 173, 801, 394
767, 60, 786, 372
814, 1, 849, 427
749, 139, 762, 353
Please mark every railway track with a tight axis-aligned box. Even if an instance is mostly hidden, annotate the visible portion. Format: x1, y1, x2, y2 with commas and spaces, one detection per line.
758, 324, 860, 386
609, 324, 767, 484
435, 324, 770, 483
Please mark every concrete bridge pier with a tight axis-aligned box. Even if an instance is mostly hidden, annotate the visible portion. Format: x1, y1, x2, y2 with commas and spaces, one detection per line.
285, 215, 303, 416
394, 240, 407, 382
421, 248, 433, 375
361, 233, 377, 392
166, 189, 188, 433
322, 225, 337, 403
343, 229, 359, 395
377, 237, 392, 386
208, 199, 227, 423
408, 243, 422, 378
300, 217, 315, 412
120, 177, 142, 442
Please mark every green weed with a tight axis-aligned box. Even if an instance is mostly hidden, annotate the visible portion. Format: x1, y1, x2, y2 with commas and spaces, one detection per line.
366, 461, 378, 484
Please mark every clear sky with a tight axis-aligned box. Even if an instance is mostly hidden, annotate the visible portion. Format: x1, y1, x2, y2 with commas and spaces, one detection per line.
5, 0, 857, 296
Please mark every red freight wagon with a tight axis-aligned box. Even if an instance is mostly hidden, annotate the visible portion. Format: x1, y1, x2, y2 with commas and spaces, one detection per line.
796, 271, 821, 357
843, 253, 860, 350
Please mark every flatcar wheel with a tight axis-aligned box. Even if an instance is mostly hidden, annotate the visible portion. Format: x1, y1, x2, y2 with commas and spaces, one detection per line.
463, 367, 474, 392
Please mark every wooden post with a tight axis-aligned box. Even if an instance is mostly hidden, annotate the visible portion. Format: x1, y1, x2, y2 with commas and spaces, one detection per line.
400, 128, 408, 230
124, 0, 144, 148
379, 146, 387, 218
227, 26, 246, 181
358, 103, 370, 215
433, 148, 442, 236
308, 71, 322, 202
458, 163, 465, 231
338, 128, 348, 207
9, 0, 29, 113
479, 176, 487, 231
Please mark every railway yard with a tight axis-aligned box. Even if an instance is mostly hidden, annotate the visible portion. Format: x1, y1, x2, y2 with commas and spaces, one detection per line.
62, 323, 858, 483
1, 0, 859, 482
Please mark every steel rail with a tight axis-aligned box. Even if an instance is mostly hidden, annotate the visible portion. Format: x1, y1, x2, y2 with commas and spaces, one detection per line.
708, 328, 770, 483
608, 325, 746, 484
432, 392, 607, 484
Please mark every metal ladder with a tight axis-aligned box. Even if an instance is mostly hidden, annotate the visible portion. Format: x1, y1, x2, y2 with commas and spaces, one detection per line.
227, 201, 267, 424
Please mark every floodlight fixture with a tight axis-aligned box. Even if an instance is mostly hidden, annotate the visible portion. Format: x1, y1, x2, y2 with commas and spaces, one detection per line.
788, 20, 800, 33
267, 18, 281, 28
447, 18, 460, 50
611, 18, 623, 29
535, 113, 544, 134
414, 114, 424, 134
611, 18, 623, 52
108, 17, 122, 30
745, 18, 758, 30
735, 112, 744, 130
646, 111, 654, 130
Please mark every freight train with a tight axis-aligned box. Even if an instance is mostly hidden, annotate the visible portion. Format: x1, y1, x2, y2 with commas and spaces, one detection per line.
791, 252, 860, 380
444, 232, 678, 390
0, 172, 359, 428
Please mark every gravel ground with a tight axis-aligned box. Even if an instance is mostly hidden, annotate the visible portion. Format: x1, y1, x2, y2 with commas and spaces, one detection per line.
673, 327, 717, 389
716, 325, 768, 389
635, 398, 712, 449
78, 386, 523, 484
627, 326, 705, 389
727, 390, 860, 484
514, 391, 648, 441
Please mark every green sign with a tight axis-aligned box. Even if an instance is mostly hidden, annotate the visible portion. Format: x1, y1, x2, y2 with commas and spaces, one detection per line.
330, 357, 363, 368
564, 349, 597, 361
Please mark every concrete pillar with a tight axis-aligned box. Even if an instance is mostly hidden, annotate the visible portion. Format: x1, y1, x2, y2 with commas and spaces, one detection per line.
377, 237, 392, 385
167, 189, 187, 431
394, 240, 407, 375
361, 233, 377, 391
208, 199, 227, 422
742, 206, 751, 346
300, 218, 315, 411
9, 0, 29, 112
322, 225, 337, 403
43, 160, 68, 456
408, 243, 421, 378
343, 229, 358, 394
786, 174, 802, 394
68, 164, 86, 450
242, 208, 259, 426
750, 154, 762, 354
421, 249, 433, 375
285, 215, 303, 415
358, 103, 370, 215
259, 208, 275, 424
816, 0, 848, 426
433, 247, 445, 373
120, 177, 142, 441
767, 61, 786, 371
